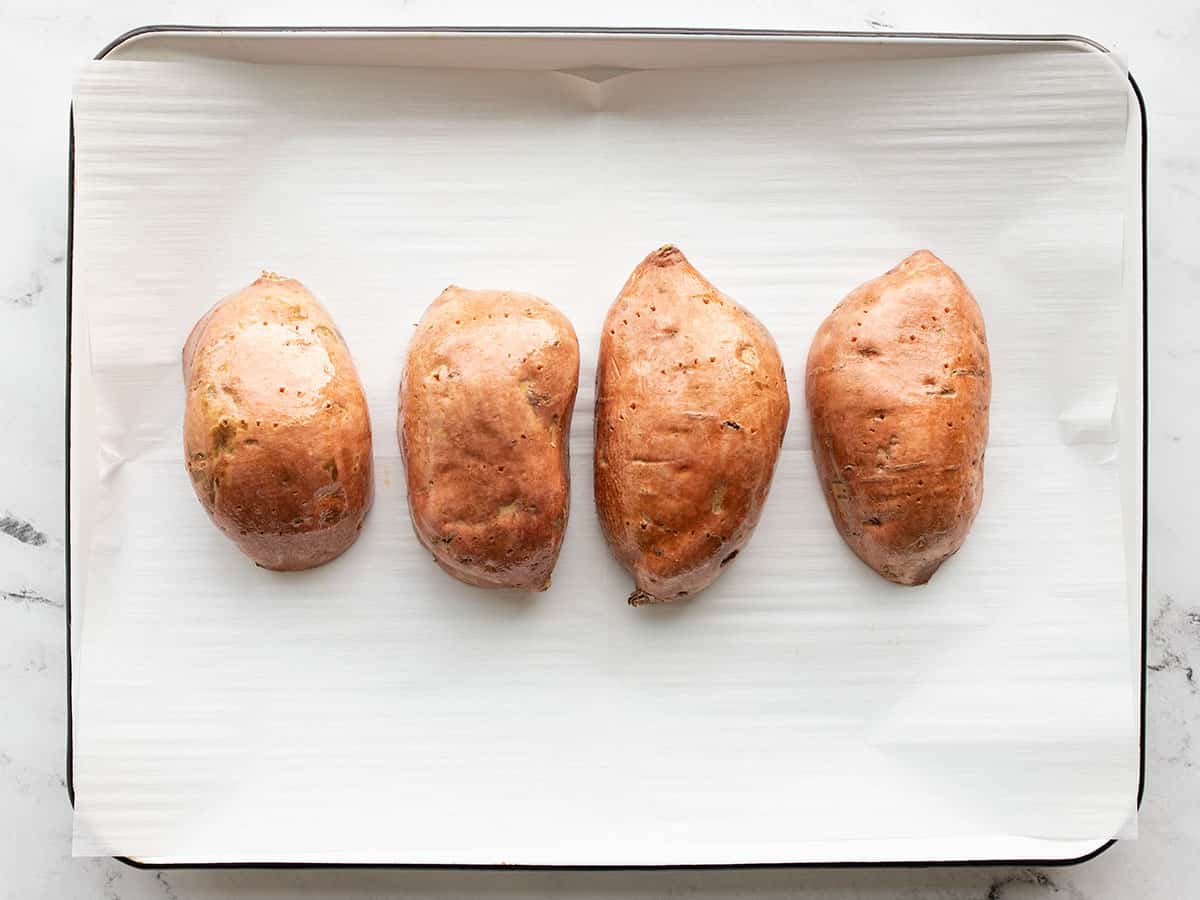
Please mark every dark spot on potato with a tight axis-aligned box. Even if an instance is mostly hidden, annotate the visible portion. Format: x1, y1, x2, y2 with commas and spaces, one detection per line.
865, 516, 882, 526
720, 550, 739, 567
722, 420, 741, 430
525, 385, 552, 408
211, 419, 237, 452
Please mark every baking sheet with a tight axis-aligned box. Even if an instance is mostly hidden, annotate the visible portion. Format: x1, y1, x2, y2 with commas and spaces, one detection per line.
70, 45, 1140, 864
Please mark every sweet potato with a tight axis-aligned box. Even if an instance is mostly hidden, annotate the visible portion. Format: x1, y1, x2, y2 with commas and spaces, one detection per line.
398, 287, 580, 590
805, 250, 990, 585
595, 246, 790, 605
182, 272, 373, 570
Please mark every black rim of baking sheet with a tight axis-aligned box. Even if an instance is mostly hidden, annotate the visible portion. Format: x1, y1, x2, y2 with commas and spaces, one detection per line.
64, 24, 1150, 872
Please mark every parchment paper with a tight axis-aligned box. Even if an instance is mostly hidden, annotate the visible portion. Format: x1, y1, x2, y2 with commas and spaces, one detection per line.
70, 46, 1140, 864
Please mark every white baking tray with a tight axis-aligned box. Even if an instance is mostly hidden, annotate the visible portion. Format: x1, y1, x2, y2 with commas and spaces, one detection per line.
67, 27, 1146, 868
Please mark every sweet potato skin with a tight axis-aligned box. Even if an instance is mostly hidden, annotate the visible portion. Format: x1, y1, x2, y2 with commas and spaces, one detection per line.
182, 272, 374, 570
805, 250, 990, 585
398, 287, 580, 591
595, 246, 790, 605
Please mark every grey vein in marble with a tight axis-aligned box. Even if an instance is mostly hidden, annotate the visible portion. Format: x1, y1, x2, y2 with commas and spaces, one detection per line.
985, 869, 1084, 900
154, 872, 179, 900
101, 866, 123, 900
4, 248, 63, 306
0, 513, 48, 546
1149, 593, 1199, 690
5, 271, 43, 306
1, 589, 60, 608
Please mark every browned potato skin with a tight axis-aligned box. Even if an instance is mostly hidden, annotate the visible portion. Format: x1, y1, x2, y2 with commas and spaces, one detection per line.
182, 273, 374, 571
595, 246, 790, 606
805, 250, 991, 585
399, 287, 580, 591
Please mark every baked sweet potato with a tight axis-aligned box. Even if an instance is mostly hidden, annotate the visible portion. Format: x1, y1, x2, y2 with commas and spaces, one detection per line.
595, 246, 790, 606
183, 272, 374, 570
398, 287, 580, 590
805, 250, 990, 585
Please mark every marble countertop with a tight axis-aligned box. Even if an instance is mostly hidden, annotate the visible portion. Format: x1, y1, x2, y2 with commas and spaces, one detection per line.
3, 1, 1195, 897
